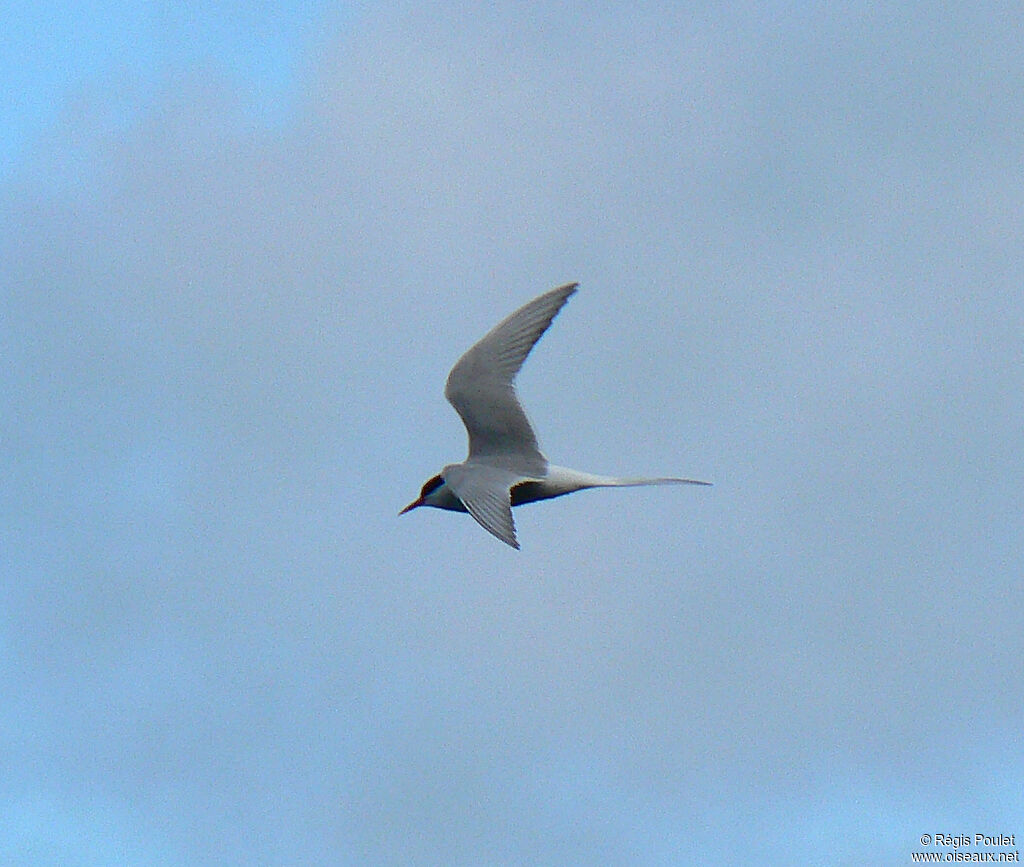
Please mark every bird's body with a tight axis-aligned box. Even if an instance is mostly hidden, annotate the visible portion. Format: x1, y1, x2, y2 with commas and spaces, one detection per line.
400, 283, 710, 548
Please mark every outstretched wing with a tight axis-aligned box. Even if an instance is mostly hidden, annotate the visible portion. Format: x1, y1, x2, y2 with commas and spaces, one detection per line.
442, 463, 540, 549
445, 283, 578, 474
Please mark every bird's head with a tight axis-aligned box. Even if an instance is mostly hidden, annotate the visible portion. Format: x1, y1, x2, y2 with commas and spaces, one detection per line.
399, 473, 446, 514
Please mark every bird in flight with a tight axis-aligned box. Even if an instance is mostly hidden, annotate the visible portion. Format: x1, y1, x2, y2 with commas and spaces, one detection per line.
400, 283, 710, 548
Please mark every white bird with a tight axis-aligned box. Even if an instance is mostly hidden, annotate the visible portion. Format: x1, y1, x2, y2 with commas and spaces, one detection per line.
400, 283, 710, 548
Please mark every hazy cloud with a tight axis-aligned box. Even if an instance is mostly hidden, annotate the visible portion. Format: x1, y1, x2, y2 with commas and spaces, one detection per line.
3, 2, 1022, 863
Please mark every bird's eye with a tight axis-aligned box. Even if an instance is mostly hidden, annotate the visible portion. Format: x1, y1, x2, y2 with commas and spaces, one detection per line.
420, 475, 444, 497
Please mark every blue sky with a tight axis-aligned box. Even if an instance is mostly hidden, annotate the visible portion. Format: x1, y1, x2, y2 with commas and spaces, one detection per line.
3, 2, 1023, 864
2, 0, 337, 174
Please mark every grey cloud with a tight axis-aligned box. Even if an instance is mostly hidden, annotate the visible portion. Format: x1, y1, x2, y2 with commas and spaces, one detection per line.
3, 2, 1022, 864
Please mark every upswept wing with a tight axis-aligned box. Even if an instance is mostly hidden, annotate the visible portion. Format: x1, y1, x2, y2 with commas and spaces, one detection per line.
442, 463, 540, 550
445, 283, 578, 474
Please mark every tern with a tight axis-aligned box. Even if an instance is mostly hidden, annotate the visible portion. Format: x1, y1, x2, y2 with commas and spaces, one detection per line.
400, 283, 710, 548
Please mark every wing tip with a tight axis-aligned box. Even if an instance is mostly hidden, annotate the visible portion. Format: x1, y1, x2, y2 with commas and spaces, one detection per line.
553, 282, 579, 305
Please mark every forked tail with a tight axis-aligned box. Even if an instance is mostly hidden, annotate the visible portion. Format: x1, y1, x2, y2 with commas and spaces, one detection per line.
603, 476, 712, 488
540, 465, 712, 496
